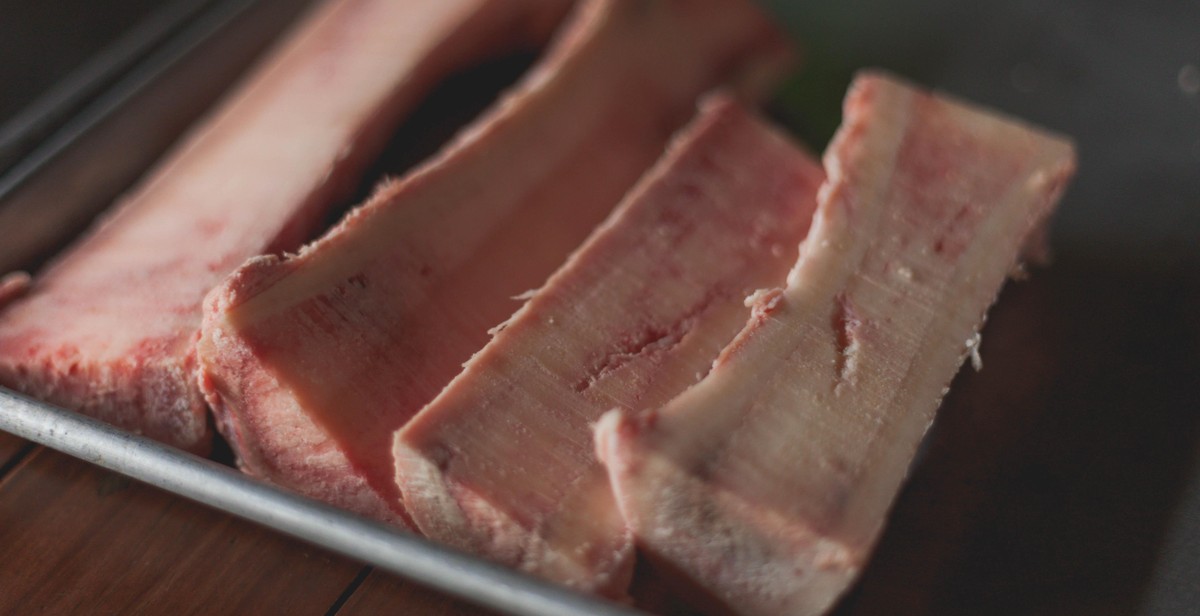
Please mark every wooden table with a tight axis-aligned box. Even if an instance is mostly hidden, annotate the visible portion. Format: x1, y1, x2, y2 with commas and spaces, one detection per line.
0, 433, 26, 474
0, 442, 488, 615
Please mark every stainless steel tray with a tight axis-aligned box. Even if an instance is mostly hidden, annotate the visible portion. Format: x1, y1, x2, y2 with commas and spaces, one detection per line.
0, 0, 316, 270
3, 1, 1199, 615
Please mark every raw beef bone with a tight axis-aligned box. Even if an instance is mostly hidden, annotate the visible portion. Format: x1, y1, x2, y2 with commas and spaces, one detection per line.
394, 96, 823, 595
197, 0, 794, 525
596, 71, 1076, 616
0, 0, 569, 452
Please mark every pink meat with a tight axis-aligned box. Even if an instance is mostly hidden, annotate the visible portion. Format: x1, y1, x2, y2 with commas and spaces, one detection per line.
393, 96, 823, 594
0, 0, 568, 452
197, 0, 793, 525
596, 71, 1076, 616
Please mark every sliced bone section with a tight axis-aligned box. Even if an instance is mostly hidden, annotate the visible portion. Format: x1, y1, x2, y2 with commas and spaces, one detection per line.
393, 96, 823, 594
197, 0, 793, 525
0, 0, 568, 452
596, 71, 1077, 616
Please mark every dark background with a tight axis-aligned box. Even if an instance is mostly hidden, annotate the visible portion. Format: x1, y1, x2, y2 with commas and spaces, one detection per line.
2, 1, 1197, 614
758, 2, 1200, 614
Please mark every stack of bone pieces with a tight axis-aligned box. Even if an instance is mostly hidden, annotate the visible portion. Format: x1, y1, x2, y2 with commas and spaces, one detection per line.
0, 0, 1075, 614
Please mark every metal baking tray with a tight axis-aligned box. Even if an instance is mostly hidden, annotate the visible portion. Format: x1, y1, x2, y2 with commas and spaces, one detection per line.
3, 1, 1199, 615
0, 0, 316, 270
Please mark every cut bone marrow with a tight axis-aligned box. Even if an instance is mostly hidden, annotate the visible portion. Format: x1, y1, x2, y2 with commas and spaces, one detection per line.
0, 0, 569, 452
393, 95, 823, 595
596, 71, 1076, 616
196, 0, 794, 524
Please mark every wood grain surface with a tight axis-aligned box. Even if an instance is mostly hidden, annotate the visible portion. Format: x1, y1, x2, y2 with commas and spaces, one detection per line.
0, 448, 362, 615
338, 571, 498, 616
0, 433, 27, 477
